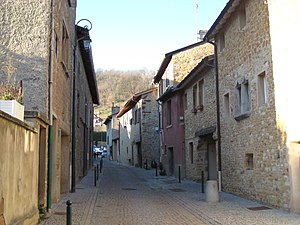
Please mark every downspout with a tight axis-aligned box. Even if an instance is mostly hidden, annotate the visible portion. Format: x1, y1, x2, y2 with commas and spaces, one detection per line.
71, 27, 78, 193
47, 0, 55, 210
206, 39, 222, 191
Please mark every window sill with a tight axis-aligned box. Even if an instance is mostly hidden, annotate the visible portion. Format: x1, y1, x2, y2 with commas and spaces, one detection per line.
234, 112, 250, 121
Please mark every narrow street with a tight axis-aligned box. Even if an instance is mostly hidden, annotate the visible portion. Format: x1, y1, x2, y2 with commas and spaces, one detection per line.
42, 159, 300, 225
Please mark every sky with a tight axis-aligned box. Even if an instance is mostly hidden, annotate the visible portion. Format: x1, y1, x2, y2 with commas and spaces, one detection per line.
76, 0, 228, 71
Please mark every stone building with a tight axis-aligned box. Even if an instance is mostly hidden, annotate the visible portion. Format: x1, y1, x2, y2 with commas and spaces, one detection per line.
75, 25, 99, 183
178, 55, 217, 182
117, 88, 159, 168
0, 0, 99, 220
205, 0, 300, 212
154, 42, 213, 178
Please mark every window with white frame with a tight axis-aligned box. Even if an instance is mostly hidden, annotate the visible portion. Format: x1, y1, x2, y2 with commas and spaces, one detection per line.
257, 72, 267, 106
236, 78, 250, 115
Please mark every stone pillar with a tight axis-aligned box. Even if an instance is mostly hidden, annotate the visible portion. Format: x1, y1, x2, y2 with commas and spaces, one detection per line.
205, 180, 219, 202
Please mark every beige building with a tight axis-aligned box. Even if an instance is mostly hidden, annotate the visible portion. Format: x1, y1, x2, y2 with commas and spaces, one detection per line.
205, 0, 300, 212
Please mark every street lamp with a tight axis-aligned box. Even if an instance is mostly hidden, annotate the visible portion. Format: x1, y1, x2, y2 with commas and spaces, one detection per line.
71, 19, 92, 193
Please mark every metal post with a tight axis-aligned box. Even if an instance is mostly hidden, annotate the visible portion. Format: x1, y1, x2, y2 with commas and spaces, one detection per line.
66, 200, 72, 225
201, 171, 204, 193
178, 166, 181, 183
96, 164, 99, 180
94, 166, 96, 186
155, 164, 158, 176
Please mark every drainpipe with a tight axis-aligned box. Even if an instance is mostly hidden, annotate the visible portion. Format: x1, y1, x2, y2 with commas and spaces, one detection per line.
206, 39, 222, 192
71, 29, 78, 193
47, 0, 55, 210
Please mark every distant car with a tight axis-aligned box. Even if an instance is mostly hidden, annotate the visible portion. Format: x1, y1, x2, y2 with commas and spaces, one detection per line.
93, 147, 102, 157
102, 150, 108, 158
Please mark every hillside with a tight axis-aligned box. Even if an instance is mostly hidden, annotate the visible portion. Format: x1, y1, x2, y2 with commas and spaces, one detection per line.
95, 69, 155, 118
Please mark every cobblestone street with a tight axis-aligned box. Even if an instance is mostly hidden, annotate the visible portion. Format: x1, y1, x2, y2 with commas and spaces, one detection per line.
42, 159, 300, 225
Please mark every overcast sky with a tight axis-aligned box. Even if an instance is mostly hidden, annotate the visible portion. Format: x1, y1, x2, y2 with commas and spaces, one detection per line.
76, 0, 228, 71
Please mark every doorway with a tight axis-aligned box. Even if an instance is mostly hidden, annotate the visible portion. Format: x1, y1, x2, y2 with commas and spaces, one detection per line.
208, 143, 217, 180
168, 147, 174, 175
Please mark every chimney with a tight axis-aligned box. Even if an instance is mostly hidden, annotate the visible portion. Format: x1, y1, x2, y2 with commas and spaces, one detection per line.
198, 30, 207, 41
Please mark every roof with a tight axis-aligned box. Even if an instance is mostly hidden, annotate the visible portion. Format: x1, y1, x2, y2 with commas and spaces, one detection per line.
117, 87, 157, 118
153, 41, 207, 84
157, 55, 214, 102
204, 0, 240, 41
76, 25, 100, 105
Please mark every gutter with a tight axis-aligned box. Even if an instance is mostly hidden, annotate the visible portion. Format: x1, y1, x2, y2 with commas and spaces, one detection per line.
47, 0, 55, 210
205, 38, 222, 192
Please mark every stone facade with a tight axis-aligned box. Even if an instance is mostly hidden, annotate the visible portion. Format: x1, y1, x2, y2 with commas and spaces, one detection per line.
0, 0, 98, 215
183, 57, 217, 182
118, 88, 159, 168
140, 89, 159, 167
206, 0, 300, 212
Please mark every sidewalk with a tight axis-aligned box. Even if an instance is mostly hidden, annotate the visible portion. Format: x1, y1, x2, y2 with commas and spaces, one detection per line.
41, 159, 300, 225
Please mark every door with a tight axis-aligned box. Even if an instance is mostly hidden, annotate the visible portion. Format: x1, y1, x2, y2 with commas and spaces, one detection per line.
208, 143, 217, 180
168, 147, 174, 175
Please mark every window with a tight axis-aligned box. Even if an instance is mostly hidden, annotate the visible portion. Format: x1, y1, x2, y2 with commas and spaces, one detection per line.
61, 22, 70, 71
218, 32, 225, 52
224, 93, 230, 117
189, 142, 194, 164
236, 79, 250, 115
239, 4, 246, 30
192, 85, 197, 111
198, 79, 204, 109
166, 100, 172, 126
245, 153, 254, 170
257, 72, 267, 106
166, 78, 170, 88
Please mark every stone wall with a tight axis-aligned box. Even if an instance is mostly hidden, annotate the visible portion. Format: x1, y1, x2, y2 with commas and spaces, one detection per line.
267, 0, 300, 212
173, 44, 213, 84
216, 0, 290, 209
0, 0, 51, 116
0, 0, 76, 203
184, 66, 216, 181
141, 89, 159, 166
0, 111, 39, 225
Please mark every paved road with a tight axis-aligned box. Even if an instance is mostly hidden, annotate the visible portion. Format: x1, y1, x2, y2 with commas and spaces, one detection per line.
42, 159, 300, 225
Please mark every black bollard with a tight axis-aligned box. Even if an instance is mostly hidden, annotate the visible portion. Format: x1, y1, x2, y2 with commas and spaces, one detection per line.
155, 165, 158, 176
66, 200, 72, 225
97, 164, 99, 180
94, 166, 97, 186
201, 171, 204, 193
178, 165, 181, 183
